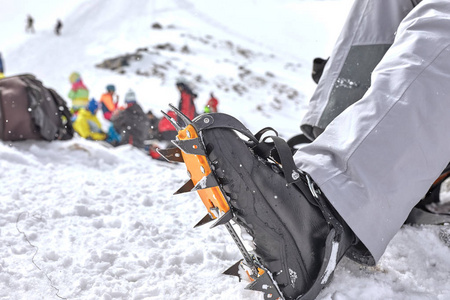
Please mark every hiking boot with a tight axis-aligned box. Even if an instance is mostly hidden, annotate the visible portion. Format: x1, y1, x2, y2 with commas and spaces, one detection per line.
159, 108, 359, 300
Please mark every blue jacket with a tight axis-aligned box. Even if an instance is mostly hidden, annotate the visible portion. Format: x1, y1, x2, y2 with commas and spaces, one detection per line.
0, 53, 4, 73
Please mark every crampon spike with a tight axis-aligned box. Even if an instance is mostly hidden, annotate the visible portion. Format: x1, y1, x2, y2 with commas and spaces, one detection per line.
161, 110, 182, 131
172, 138, 205, 155
194, 214, 215, 228
192, 173, 219, 191
174, 179, 195, 195
211, 210, 233, 228
223, 259, 244, 281
156, 147, 184, 163
169, 103, 192, 127
245, 272, 284, 300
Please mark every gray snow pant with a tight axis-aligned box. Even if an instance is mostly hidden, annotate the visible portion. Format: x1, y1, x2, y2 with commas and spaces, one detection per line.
295, 0, 450, 261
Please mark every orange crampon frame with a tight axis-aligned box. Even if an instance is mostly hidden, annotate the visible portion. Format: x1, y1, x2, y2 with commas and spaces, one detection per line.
177, 124, 230, 219
157, 105, 284, 300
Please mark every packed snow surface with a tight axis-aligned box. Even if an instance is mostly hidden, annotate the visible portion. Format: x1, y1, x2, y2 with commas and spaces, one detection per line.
1, 0, 450, 299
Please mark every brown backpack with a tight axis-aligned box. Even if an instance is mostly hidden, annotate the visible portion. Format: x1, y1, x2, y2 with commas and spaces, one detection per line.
0, 74, 73, 141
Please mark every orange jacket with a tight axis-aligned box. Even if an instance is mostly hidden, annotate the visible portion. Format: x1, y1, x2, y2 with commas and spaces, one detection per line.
99, 92, 117, 112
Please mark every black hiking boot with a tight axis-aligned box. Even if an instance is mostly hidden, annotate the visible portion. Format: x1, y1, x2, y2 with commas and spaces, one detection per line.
159, 108, 358, 300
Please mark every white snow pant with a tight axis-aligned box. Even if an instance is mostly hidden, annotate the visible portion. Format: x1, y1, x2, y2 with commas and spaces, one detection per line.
295, 0, 450, 261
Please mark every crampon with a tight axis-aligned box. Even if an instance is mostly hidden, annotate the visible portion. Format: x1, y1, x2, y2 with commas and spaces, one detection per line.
157, 104, 356, 300
158, 105, 282, 299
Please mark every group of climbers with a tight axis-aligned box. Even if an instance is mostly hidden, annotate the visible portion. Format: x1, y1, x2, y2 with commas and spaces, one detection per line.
67, 74, 219, 160
68, 72, 149, 149
1, 68, 218, 158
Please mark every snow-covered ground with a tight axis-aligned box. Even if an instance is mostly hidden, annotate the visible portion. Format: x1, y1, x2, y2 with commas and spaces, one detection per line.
1, 0, 450, 299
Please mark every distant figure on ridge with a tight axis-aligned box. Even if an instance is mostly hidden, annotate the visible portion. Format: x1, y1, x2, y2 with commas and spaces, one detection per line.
26, 15, 35, 33
55, 19, 63, 35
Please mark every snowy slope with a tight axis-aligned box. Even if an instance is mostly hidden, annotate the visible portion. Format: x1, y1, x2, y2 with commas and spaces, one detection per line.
1, 0, 450, 300
0, 0, 350, 137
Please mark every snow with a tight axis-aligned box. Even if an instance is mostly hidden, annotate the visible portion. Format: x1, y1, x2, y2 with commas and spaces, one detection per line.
321, 241, 339, 285
1, 0, 450, 299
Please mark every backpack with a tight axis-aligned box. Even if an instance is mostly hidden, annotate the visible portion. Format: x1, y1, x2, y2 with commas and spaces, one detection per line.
0, 74, 73, 141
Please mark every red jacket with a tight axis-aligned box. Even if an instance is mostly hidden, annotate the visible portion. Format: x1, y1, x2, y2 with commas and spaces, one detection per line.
158, 111, 177, 132
206, 96, 218, 112
179, 90, 197, 120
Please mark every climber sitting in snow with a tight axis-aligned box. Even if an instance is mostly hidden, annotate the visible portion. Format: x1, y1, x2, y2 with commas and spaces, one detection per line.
68, 72, 89, 114
99, 84, 119, 121
73, 99, 107, 141
111, 89, 150, 149
146, 110, 160, 140
157, 110, 178, 141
